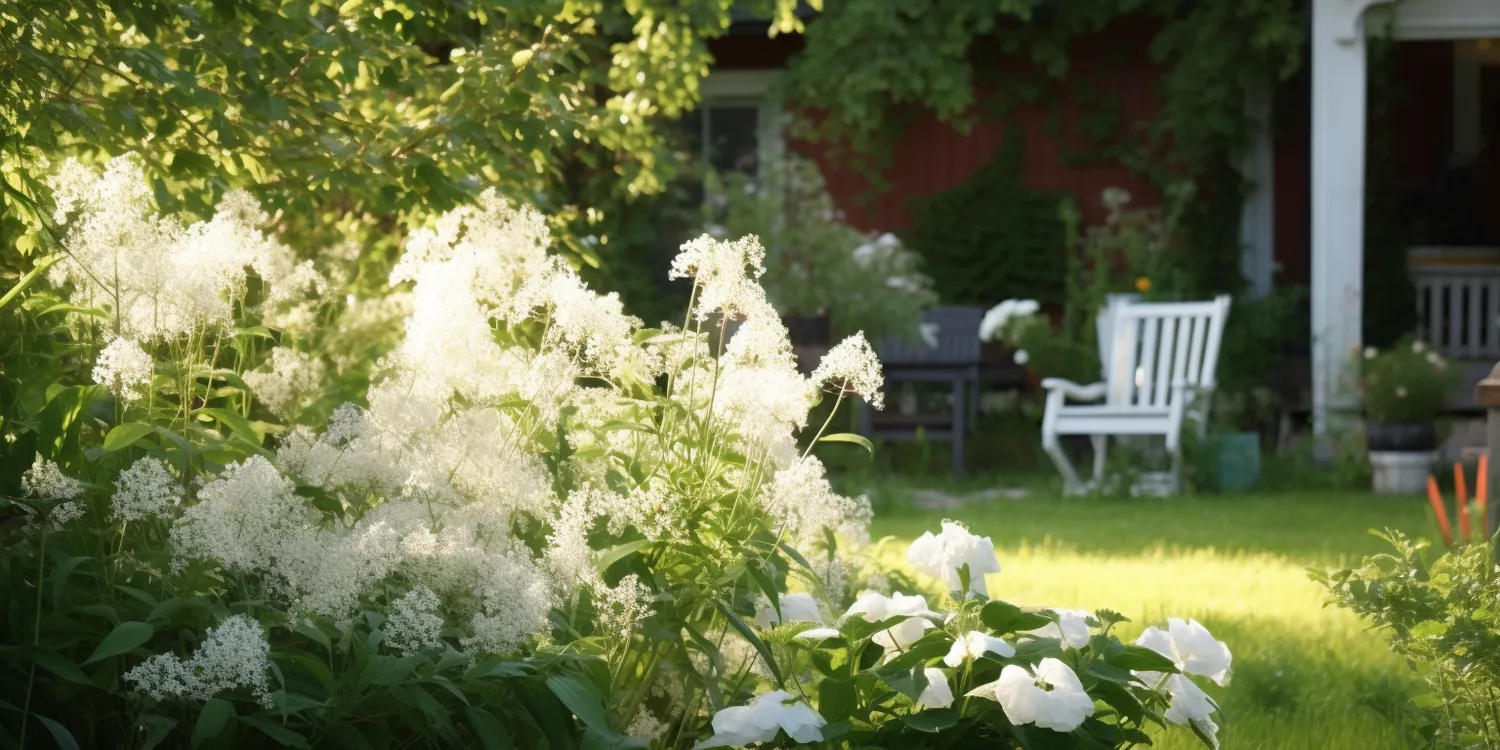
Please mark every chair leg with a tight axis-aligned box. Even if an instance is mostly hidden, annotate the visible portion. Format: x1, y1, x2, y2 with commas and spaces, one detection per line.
1043, 434, 1087, 496
1090, 435, 1108, 488
952, 379, 966, 477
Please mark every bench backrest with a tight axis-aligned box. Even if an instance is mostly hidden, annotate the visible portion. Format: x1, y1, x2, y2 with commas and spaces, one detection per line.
878, 306, 984, 367
1102, 296, 1232, 409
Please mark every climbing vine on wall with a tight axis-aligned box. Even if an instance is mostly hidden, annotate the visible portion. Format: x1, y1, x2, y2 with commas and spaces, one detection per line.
779, 0, 1306, 297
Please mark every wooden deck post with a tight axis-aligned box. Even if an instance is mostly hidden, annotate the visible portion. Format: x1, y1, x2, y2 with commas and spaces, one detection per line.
1476, 362, 1500, 545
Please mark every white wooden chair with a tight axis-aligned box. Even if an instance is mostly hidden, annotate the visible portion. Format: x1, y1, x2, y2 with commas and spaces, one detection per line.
1041, 295, 1232, 495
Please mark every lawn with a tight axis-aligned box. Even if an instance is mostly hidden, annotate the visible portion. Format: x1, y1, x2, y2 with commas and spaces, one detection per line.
863, 485, 1432, 749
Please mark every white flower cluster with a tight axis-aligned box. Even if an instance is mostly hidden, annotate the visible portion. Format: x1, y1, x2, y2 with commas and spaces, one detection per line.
125, 615, 271, 705
48, 157, 303, 341
112, 457, 183, 521
243, 346, 325, 419
22, 456, 82, 500
92, 337, 154, 402
1134, 617, 1233, 745
384, 587, 445, 656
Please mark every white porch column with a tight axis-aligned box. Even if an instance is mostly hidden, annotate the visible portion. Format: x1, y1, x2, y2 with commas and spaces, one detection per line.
1310, 0, 1392, 434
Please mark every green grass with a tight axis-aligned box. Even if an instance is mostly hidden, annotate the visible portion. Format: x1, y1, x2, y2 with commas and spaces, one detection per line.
863, 486, 1433, 749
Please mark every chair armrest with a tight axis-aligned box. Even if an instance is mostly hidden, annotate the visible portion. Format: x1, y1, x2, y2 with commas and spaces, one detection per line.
1040, 378, 1108, 402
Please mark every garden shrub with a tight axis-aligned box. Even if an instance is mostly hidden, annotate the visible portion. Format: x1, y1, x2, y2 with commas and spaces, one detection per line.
0, 156, 1229, 749
1313, 532, 1500, 747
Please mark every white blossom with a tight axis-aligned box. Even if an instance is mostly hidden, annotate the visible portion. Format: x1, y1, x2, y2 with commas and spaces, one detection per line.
979, 299, 1040, 343
906, 521, 1003, 596
943, 630, 1016, 667
981, 658, 1095, 732
384, 587, 445, 656
694, 689, 825, 749
1022, 608, 1093, 650
244, 347, 324, 420
844, 591, 936, 652
21, 456, 82, 500
125, 615, 271, 705
752, 592, 824, 630
1135, 618, 1232, 686
811, 332, 884, 409
93, 337, 153, 402
112, 457, 182, 521
916, 667, 955, 709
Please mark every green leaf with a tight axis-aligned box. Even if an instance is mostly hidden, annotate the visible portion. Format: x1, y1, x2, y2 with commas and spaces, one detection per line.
904, 708, 958, 732
546, 674, 609, 731
239, 715, 309, 747
355, 654, 425, 690
102, 423, 156, 452
49, 556, 90, 611
817, 677, 857, 721
718, 601, 784, 687
1104, 645, 1177, 674
34, 714, 80, 750
817, 432, 873, 453
192, 699, 236, 748
19, 648, 91, 685
464, 706, 514, 750
980, 600, 1053, 634
84, 621, 154, 664
595, 539, 649, 575
199, 407, 260, 444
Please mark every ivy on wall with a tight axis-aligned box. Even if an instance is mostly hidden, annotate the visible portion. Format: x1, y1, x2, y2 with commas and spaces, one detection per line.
903, 134, 1069, 307
778, 0, 1307, 299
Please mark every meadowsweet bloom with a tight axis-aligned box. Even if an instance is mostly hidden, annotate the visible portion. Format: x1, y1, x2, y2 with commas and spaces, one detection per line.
1022, 608, 1092, 649
917, 668, 955, 709
670, 234, 768, 322
112, 457, 182, 521
944, 630, 1016, 667
170, 455, 310, 573
1135, 618, 1232, 685
595, 574, 653, 639
125, 615, 271, 705
44, 501, 85, 530
22, 456, 82, 500
844, 591, 936, 651
811, 332, 884, 408
626, 709, 668, 742
694, 690, 826, 749
244, 347, 325, 420
752, 592, 824, 629
983, 658, 1095, 732
979, 299, 1039, 343
759, 457, 872, 548
93, 337, 153, 402
906, 520, 1003, 596
384, 587, 445, 655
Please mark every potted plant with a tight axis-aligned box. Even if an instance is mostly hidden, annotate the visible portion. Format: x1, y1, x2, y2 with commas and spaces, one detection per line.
1201, 387, 1277, 491
1359, 337, 1458, 494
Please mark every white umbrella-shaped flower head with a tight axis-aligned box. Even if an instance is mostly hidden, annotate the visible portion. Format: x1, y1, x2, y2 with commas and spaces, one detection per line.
1136, 618, 1232, 686
906, 521, 1002, 596
844, 591, 936, 651
751, 593, 824, 630
943, 630, 1016, 667
987, 658, 1095, 732
694, 689, 826, 748
1022, 608, 1092, 650
916, 667, 955, 709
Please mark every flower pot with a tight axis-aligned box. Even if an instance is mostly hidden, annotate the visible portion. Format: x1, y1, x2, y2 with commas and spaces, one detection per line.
1369, 451, 1435, 495
1206, 432, 1261, 491
1364, 422, 1438, 452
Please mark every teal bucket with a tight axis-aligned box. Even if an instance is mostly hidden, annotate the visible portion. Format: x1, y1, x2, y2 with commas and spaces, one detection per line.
1207, 433, 1262, 491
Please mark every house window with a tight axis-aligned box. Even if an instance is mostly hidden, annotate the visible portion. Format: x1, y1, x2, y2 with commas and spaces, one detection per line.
685, 70, 783, 181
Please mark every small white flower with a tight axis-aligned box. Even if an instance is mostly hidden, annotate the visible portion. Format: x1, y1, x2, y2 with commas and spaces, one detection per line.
982, 658, 1096, 732
22, 456, 82, 500
919, 323, 940, 348
694, 689, 825, 748
793, 627, 842, 642
1426, 351, 1443, 367
384, 587, 445, 656
1013, 349, 1030, 366
1134, 618, 1232, 686
752, 592, 824, 630
1363, 347, 1377, 360
906, 521, 1003, 596
1396, 386, 1409, 398
943, 630, 1016, 667
1412, 340, 1426, 354
125, 614, 271, 705
916, 667, 954, 709
844, 591, 936, 652
811, 332, 884, 409
1022, 608, 1092, 650
93, 337, 154, 402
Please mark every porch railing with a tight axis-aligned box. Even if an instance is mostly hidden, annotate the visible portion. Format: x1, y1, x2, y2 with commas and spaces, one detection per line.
1412, 264, 1500, 360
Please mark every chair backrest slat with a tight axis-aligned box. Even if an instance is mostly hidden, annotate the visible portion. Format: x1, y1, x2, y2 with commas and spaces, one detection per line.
1104, 296, 1231, 409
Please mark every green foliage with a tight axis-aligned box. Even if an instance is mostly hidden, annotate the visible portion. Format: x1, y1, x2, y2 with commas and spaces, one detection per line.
1313, 531, 1500, 747
1359, 338, 1459, 424
711, 155, 938, 342
905, 135, 1070, 309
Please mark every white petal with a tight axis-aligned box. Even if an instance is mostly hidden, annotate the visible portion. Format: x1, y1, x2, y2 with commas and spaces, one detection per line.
1162, 674, 1217, 724
916, 668, 955, 709
1168, 618, 1232, 686
794, 627, 841, 642
774, 700, 827, 743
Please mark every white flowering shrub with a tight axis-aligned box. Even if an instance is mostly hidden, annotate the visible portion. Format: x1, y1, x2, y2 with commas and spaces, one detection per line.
0, 162, 1230, 748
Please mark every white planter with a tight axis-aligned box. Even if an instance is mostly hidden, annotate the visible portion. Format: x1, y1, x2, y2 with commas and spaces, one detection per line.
1369, 451, 1435, 495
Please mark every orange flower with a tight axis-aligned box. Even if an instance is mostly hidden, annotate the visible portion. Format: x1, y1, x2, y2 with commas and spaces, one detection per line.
1134, 277, 1151, 293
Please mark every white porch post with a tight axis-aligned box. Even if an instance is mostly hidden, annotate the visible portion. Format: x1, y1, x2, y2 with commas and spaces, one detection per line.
1310, 0, 1392, 434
